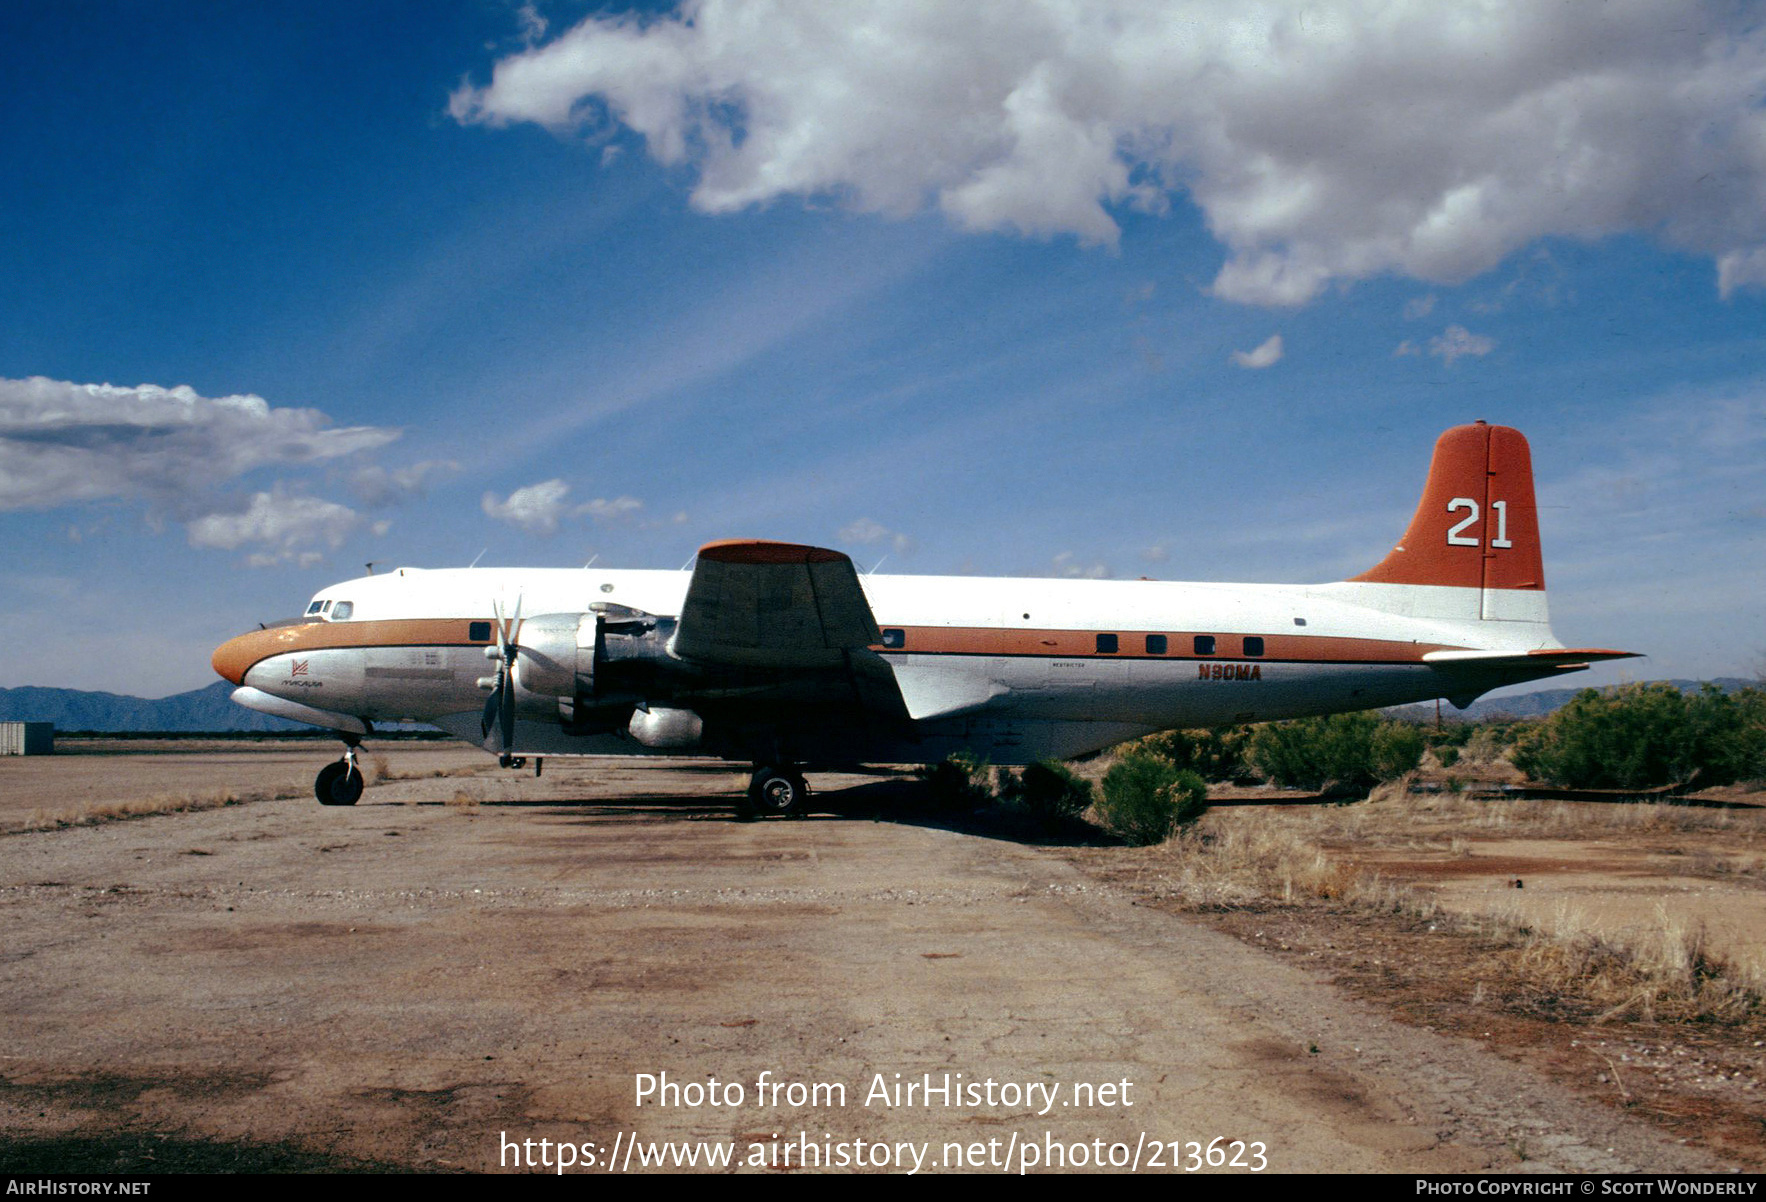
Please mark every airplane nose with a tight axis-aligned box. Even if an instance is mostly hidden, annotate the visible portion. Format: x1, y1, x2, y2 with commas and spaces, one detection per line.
212, 629, 276, 686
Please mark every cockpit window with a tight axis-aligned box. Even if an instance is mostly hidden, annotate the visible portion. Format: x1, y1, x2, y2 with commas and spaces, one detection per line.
331, 601, 353, 620
306, 601, 324, 615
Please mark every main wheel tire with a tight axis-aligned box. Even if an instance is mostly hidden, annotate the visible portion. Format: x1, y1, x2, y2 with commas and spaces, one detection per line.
315, 760, 364, 806
745, 767, 809, 818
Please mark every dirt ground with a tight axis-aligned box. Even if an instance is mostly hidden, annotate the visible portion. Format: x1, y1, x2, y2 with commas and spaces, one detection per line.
0, 744, 1745, 1174
0, 740, 490, 827
1068, 781, 1766, 1171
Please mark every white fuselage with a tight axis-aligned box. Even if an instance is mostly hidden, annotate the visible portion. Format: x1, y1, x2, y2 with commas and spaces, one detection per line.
219, 565, 1560, 766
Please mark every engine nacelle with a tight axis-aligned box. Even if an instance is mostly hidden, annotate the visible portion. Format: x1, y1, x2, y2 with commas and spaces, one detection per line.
511, 613, 597, 714
627, 706, 704, 749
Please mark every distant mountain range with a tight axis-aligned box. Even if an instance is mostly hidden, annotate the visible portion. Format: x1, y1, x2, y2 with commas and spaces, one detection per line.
2, 676, 1755, 734
0, 680, 304, 732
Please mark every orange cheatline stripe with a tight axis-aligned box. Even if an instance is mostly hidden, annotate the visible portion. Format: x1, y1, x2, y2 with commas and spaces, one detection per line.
212, 618, 493, 683
217, 617, 1463, 682
875, 626, 1457, 663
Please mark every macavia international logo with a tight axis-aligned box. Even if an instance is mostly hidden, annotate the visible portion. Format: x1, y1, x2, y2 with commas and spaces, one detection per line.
281, 659, 322, 687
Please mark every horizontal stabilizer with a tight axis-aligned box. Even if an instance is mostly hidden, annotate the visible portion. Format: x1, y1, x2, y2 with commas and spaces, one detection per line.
1422, 647, 1641, 710
1422, 648, 1640, 668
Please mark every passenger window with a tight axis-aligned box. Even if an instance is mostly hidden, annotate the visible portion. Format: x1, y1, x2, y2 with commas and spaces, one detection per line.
1096, 633, 1118, 654
331, 601, 353, 620
1145, 634, 1167, 655
1194, 635, 1215, 656
1244, 636, 1265, 657
881, 629, 905, 649
469, 621, 492, 642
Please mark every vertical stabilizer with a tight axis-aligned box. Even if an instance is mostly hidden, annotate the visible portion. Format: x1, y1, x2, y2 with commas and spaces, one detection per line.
1348, 421, 1546, 623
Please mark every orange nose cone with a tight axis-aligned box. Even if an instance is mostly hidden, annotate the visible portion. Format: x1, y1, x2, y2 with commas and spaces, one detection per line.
212, 630, 266, 685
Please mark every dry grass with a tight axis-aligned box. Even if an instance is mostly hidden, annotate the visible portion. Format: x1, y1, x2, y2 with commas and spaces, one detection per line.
1126, 786, 1766, 1024
10, 787, 303, 833
1491, 902, 1763, 1024
444, 784, 485, 807
365, 752, 487, 783
1289, 775, 1766, 846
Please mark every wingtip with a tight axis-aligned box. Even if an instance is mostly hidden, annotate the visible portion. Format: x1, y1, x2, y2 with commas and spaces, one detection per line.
697, 539, 848, 565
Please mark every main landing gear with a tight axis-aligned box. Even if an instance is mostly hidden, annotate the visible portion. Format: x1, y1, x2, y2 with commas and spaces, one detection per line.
737, 765, 811, 819
315, 737, 364, 806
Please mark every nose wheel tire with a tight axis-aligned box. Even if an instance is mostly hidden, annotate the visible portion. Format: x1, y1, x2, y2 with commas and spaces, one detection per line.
739, 767, 810, 818
315, 759, 364, 806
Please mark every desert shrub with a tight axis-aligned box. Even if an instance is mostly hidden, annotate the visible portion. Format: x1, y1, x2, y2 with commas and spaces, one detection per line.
1462, 723, 1518, 765
1137, 725, 1255, 782
1095, 753, 1207, 845
1370, 720, 1426, 781
1249, 713, 1425, 792
1436, 745, 1461, 768
917, 751, 995, 810
1425, 723, 1474, 749
1014, 760, 1095, 820
1512, 683, 1766, 790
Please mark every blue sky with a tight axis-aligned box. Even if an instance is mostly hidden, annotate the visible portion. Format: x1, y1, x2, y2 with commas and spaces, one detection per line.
2, 1, 1762, 698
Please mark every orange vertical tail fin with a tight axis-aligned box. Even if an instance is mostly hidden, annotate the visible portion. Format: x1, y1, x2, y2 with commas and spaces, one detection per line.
1350, 421, 1545, 596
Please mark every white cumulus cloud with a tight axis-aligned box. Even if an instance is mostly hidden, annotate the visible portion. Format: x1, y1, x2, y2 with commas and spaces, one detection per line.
347, 459, 459, 508
577, 495, 644, 523
0, 376, 398, 511
452, 1, 1766, 305
1052, 551, 1110, 579
1231, 333, 1284, 369
839, 517, 914, 555
483, 479, 573, 534
1429, 325, 1496, 366
186, 489, 363, 568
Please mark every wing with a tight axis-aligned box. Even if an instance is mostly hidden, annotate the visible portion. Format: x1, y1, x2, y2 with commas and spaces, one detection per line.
674, 540, 882, 667
673, 539, 912, 728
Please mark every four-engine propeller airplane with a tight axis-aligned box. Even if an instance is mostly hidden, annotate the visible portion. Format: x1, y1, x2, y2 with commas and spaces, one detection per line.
212, 422, 1636, 816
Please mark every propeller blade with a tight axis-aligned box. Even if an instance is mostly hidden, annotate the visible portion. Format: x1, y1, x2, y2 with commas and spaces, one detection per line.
500, 672, 516, 751
481, 687, 500, 742
481, 592, 525, 753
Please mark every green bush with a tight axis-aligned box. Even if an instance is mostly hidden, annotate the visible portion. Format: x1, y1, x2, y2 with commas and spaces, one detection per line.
1511, 683, 1766, 790
1426, 723, 1474, 749
1095, 753, 1207, 845
1436, 745, 1461, 768
1137, 725, 1254, 782
1248, 712, 1425, 791
1371, 720, 1427, 782
1014, 760, 1095, 820
917, 751, 995, 810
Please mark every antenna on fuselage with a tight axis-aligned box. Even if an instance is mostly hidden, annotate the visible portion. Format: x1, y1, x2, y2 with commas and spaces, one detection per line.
364, 562, 377, 576
469, 548, 487, 568
582, 555, 598, 569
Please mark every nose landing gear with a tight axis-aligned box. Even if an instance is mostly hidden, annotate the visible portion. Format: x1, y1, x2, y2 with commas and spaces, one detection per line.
738, 765, 811, 819
315, 739, 365, 806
